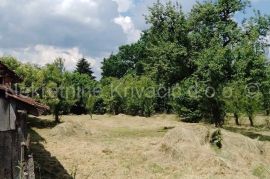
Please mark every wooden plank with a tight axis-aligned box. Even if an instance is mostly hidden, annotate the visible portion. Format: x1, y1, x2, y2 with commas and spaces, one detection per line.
16, 111, 27, 179
0, 131, 16, 179
0, 97, 17, 131
0, 98, 10, 131
12, 131, 20, 179
0, 110, 33, 179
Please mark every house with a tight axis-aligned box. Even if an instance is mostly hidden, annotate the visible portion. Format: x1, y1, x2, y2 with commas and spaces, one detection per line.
0, 61, 49, 179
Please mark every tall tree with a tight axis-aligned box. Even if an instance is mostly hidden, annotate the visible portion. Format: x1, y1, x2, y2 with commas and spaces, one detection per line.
102, 41, 146, 79
42, 58, 75, 123
171, 0, 269, 126
66, 72, 97, 115
144, 1, 193, 87
75, 58, 95, 80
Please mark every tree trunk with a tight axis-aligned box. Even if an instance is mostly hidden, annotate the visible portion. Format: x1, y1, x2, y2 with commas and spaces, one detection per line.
55, 114, 60, 123
89, 113, 93, 120
214, 117, 224, 127
212, 103, 225, 127
266, 109, 270, 116
234, 113, 240, 126
248, 115, 254, 127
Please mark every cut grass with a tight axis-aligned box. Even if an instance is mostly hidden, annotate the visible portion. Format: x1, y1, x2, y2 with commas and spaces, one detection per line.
108, 127, 168, 138
148, 163, 164, 174
30, 114, 270, 179
253, 165, 270, 179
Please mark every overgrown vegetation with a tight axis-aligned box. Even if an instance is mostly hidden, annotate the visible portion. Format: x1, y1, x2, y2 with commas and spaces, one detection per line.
1, 0, 270, 127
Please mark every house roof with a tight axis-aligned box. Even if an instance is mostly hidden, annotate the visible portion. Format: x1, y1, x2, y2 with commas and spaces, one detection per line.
0, 85, 49, 116
0, 61, 23, 83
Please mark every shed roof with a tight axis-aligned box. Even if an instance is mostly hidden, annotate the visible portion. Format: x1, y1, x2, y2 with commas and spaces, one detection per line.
0, 85, 49, 116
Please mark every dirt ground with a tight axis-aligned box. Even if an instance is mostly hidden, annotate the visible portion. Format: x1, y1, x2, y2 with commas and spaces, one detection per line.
28, 114, 270, 179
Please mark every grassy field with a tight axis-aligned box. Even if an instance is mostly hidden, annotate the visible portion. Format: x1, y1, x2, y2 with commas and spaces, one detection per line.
28, 114, 270, 179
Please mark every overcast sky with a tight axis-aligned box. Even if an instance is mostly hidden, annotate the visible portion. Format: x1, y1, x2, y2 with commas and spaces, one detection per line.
0, 0, 269, 79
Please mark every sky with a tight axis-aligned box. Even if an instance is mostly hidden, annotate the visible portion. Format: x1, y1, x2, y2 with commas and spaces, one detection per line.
0, 0, 269, 79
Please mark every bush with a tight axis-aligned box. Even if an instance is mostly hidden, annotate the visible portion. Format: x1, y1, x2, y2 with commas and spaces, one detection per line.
171, 79, 203, 123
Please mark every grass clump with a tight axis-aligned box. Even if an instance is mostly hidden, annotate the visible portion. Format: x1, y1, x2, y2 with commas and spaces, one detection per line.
253, 165, 270, 179
210, 129, 222, 149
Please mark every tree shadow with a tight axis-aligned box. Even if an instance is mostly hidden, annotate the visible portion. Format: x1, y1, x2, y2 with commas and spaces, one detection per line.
27, 116, 58, 129
224, 126, 270, 142
29, 118, 72, 179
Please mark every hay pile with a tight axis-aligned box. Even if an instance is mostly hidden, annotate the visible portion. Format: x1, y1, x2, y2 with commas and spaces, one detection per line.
50, 120, 92, 138
156, 123, 270, 178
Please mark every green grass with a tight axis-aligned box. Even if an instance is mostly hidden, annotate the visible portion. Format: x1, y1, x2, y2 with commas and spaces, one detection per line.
253, 165, 270, 179
148, 163, 164, 173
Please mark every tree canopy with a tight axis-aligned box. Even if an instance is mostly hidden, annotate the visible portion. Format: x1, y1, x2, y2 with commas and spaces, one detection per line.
1, 0, 270, 127
75, 58, 95, 80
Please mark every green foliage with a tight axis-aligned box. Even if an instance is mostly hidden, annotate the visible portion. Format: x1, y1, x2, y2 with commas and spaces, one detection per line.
253, 165, 270, 178
123, 75, 156, 117
99, 75, 156, 117
41, 58, 76, 122
0, 56, 44, 93
144, 1, 193, 86
86, 95, 96, 119
102, 42, 146, 78
65, 72, 97, 114
223, 81, 245, 124
262, 66, 270, 115
75, 58, 95, 80
0, 56, 21, 70
101, 0, 270, 124
1, 0, 270, 127
243, 90, 263, 126
171, 78, 202, 123
170, 0, 269, 126
210, 129, 223, 149
1, 57, 96, 122
99, 77, 125, 114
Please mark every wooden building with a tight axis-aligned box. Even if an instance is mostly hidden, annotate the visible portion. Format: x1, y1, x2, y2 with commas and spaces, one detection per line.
0, 61, 49, 179
0, 62, 22, 88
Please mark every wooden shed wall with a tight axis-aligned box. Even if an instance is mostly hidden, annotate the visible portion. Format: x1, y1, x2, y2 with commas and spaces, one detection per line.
0, 110, 35, 179
0, 130, 20, 179
0, 97, 16, 131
